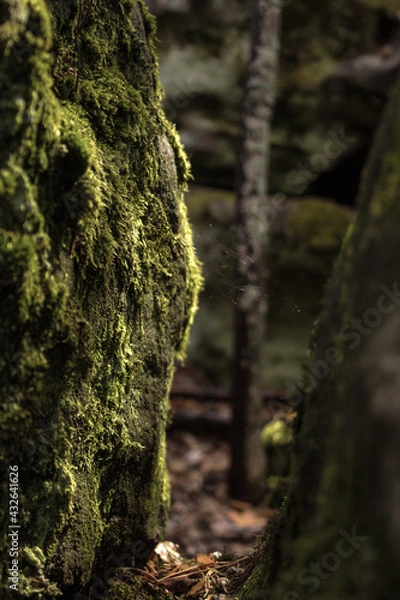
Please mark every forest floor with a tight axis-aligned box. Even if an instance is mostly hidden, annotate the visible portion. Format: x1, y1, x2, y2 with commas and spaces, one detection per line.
130, 366, 286, 598
166, 428, 275, 559
134, 429, 272, 599
165, 366, 278, 559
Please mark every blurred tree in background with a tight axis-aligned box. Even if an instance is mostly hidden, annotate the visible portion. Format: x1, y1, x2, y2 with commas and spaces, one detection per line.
230, 0, 281, 503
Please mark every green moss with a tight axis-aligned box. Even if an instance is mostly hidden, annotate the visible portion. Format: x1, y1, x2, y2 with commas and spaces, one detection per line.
105, 573, 174, 599
360, 0, 400, 13
261, 419, 293, 447
238, 74, 400, 600
281, 197, 352, 274
265, 475, 291, 509
0, 0, 201, 597
261, 420, 294, 510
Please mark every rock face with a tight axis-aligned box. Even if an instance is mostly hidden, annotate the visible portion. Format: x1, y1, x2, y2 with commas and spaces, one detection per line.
239, 75, 400, 600
0, 0, 201, 597
147, 0, 397, 202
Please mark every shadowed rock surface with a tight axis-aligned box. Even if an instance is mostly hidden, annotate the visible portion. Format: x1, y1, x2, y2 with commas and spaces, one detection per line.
239, 74, 400, 600
148, 0, 400, 202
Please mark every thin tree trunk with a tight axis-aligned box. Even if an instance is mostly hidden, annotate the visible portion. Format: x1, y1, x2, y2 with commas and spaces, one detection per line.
230, 0, 281, 503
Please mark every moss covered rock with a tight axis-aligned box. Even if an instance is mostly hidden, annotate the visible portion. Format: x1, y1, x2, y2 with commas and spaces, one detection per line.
0, 0, 201, 597
238, 74, 400, 600
148, 0, 390, 198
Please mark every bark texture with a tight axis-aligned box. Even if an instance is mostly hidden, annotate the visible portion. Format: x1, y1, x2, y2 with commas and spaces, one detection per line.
239, 74, 400, 599
230, 0, 281, 503
0, 1, 201, 598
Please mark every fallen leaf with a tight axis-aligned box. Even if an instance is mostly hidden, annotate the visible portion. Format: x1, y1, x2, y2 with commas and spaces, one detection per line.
196, 553, 214, 565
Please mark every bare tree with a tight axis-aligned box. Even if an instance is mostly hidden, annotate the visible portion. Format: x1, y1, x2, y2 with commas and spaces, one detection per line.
230, 0, 282, 502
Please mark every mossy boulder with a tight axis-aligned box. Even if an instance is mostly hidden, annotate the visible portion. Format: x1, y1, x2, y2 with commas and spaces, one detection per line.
238, 73, 400, 600
148, 0, 391, 199
0, 0, 201, 597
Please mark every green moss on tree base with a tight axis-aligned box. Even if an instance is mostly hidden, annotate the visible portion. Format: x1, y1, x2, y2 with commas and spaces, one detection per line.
0, 0, 201, 597
105, 573, 175, 600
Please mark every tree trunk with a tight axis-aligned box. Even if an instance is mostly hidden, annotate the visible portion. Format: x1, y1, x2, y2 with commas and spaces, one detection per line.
239, 74, 400, 599
0, 1, 201, 598
230, 0, 281, 503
